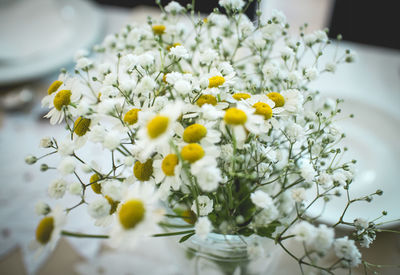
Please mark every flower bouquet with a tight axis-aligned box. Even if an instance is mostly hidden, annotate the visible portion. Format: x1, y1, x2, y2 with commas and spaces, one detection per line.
26, 0, 398, 274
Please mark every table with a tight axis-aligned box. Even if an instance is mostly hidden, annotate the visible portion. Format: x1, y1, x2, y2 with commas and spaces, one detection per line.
0, 3, 399, 275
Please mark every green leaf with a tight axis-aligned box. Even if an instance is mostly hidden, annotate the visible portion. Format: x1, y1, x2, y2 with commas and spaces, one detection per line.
256, 221, 281, 238
238, 227, 254, 237
179, 232, 195, 243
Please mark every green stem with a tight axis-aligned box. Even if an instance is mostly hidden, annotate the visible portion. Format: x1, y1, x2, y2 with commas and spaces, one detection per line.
61, 230, 109, 239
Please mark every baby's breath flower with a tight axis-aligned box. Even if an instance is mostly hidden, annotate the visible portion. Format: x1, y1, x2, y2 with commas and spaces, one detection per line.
48, 179, 67, 199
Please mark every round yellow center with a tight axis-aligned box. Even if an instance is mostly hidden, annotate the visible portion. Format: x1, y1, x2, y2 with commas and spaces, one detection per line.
147, 116, 169, 139
118, 200, 145, 229
105, 195, 119, 215
224, 108, 247, 125
232, 93, 251, 101
134, 159, 153, 181
267, 92, 285, 107
203, 18, 208, 23
182, 209, 197, 225
53, 90, 71, 111
90, 174, 102, 194
35, 216, 54, 244
208, 76, 225, 88
253, 102, 273, 120
123, 108, 141, 125
167, 42, 182, 51
196, 94, 217, 107
161, 154, 179, 176
74, 117, 91, 136
48, 80, 63, 95
183, 124, 207, 143
181, 143, 205, 163
152, 25, 166, 35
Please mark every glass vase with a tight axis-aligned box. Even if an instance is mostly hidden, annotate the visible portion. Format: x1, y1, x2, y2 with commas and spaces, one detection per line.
183, 233, 268, 275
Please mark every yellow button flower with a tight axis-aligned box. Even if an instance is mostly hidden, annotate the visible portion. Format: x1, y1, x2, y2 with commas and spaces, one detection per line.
134, 159, 153, 181
105, 195, 119, 215
118, 200, 145, 229
74, 117, 91, 136
167, 42, 182, 51
35, 216, 54, 244
47, 80, 63, 95
232, 93, 251, 101
181, 143, 205, 163
267, 92, 285, 107
161, 154, 179, 176
152, 25, 166, 35
196, 94, 217, 107
253, 102, 273, 120
183, 124, 207, 143
147, 116, 169, 139
208, 76, 225, 88
53, 90, 71, 111
123, 108, 141, 125
224, 108, 247, 125
90, 174, 102, 194
182, 209, 196, 225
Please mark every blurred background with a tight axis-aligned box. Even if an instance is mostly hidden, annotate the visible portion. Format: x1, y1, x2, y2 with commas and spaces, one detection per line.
0, 0, 399, 274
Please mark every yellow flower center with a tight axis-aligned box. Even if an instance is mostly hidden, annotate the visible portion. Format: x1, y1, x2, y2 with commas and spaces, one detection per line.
182, 209, 197, 225
74, 117, 91, 136
161, 154, 179, 176
167, 42, 182, 51
208, 76, 225, 88
196, 94, 217, 107
203, 18, 208, 23
118, 200, 145, 229
48, 80, 63, 95
35, 216, 54, 244
224, 108, 247, 125
123, 108, 141, 125
152, 25, 166, 35
181, 143, 205, 163
147, 116, 169, 139
134, 159, 153, 181
53, 90, 71, 111
267, 92, 285, 107
90, 174, 102, 194
232, 93, 251, 101
253, 102, 273, 120
183, 124, 207, 143
105, 195, 119, 215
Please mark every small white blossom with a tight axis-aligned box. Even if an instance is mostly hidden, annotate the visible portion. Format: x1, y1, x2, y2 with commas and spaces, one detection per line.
103, 131, 121, 150
35, 201, 50, 216
251, 190, 274, 209
292, 221, 316, 243
195, 217, 212, 240
169, 45, 189, 59
58, 156, 76, 174
165, 1, 184, 14
39, 137, 53, 148
291, 188, 306, 202
301, 162, 316, 182
48, 179, 67, 199
191, 195, 213, 216
68, 182, 83, 196
334, 237, 362, 267
88, 197, 111, 219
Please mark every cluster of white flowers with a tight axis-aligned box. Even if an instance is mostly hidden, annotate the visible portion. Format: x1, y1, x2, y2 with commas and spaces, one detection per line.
26, 1, 389, 273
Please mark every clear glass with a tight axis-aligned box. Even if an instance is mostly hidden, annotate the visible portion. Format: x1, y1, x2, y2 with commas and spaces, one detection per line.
183, 233, 265, 275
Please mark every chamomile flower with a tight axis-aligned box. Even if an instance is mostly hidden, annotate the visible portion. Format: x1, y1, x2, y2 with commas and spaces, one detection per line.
109, 183, 164, 250
153, 150, 182, 200
135, 101, 183, 160
30, 206, 66, 255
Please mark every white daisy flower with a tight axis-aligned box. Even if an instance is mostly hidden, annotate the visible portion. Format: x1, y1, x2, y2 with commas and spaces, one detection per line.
30, 206, 66, 255
109, 183, 164, 250
135, 101, 183, 160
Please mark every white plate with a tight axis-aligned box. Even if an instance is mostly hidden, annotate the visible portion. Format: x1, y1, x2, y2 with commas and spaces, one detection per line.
0, 0, 103, 86
305, 96, 400, 229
